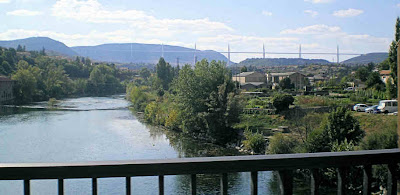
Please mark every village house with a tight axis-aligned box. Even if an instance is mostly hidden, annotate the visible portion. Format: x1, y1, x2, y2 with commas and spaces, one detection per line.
0, 76, 14, 104
232, 72, 267, 90
379, 70, 392, 84
266, 72, 306, 89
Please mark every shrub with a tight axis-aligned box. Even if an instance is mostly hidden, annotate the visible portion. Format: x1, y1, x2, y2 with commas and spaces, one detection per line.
360, 128, 398, 150
272, 94, 294, 113
242, 128, 266, 154
165, 108, 180, 130
267, 133, 299, 154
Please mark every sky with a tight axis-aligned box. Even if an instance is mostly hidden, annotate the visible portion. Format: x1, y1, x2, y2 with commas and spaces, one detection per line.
0, 0, 399, 62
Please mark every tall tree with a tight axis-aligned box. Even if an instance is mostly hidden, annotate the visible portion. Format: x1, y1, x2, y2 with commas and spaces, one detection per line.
389, 17, 400, 88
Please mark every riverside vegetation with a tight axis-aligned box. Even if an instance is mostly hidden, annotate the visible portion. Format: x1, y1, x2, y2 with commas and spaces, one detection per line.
127, 56, 398, 193
0, 46, 130, 104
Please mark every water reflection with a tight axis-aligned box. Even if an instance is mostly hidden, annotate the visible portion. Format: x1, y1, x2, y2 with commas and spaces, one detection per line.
0, 96, 276, 194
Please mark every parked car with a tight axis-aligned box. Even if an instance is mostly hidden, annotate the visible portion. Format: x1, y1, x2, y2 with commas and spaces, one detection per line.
353, 104, 368, 112
377, 100, 398, 113
344, 87, 355, 91
365, 105, 380, 114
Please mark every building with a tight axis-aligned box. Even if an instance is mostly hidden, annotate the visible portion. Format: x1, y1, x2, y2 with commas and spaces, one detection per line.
232, 72, 267, 90
379, 70, 392, 84
0, 76, 14, 104
266, 72, 306, 89
232, 72, 266, 84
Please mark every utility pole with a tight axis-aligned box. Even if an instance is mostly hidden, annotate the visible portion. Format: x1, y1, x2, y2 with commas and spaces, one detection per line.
263, 44, 265, 59
228, 44, 231, 67
194, 43, 197, 65
161, 43, 164, 58
299, 44, 302, 59
337, 45, 339, 64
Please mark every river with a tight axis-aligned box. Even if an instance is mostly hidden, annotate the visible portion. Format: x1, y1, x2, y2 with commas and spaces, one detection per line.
0, 96, 277, 194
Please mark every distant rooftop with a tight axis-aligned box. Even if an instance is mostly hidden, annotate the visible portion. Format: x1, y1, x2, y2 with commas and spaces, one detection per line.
379, 70, 391, 75
233, 72, 257, 77
241, 82, 265, 86
268, 72, 304, 76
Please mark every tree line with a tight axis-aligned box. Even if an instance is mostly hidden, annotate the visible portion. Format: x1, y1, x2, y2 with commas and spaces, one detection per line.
127, 58, 242, 145
0, 47, 128, 104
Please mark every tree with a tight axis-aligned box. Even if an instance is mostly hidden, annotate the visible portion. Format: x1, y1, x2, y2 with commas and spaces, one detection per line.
379, 58, 390, 70
173, 60, 242, 145
385, 78, 396, 99
272, 93, 294, 113
139, 67, 151, 80
240, 66, 247, 73
389, 17, 400, 90
40, 47, 46, 56
156, 58, 173, 89
279, 77, 294, 89
268, 133, 299, 154
306, 107, 365, 152
16, 45, 23, 52
355, 67, 370, 82
242, 128, 265, 154
365, 71, 384, 91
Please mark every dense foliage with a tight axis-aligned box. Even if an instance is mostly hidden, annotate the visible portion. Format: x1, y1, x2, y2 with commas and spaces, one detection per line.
272, 93, 294, 113
128, 58, 243, 145
0, 47, 127, 104
306, 107, 365, 153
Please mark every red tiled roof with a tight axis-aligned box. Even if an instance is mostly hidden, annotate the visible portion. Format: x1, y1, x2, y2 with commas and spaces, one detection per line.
379, 70, 391, 75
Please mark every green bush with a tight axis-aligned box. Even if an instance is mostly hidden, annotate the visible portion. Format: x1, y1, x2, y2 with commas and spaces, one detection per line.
360, 128, 398, 150
272, 93, 294, 113
242, 128, 266, 154
267, 133, 299, 154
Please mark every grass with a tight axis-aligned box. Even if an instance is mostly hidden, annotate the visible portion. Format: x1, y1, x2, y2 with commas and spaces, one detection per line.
234, 114, 286, 134
353, 112, 397, 135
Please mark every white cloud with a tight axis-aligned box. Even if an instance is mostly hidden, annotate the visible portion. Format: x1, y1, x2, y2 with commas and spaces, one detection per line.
51, 0, 233, 36
6, 9, 43, 16
262, 11, 272, 16
281, 24, 341, 35
0, 0, 11, 3
304, 10, 318, 17
333, 8, 363, 17
304, 0, 333, 4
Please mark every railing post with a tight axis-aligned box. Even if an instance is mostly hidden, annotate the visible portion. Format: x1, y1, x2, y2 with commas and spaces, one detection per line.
337, 168, 347, 195
387, 163, 398, 195
278, 170, 293, 195
397, 40, 400, 148
220, 173, 228, 195
251, 171, 258, 195
58, 179, 64, 195
362, 165, 371, 195
92, 178, 97, 195
310, 169, 320, 195
126, 177, 131, 195
190, 174, 196, 195
159, 175, 164, 195
24, 179, 30, 195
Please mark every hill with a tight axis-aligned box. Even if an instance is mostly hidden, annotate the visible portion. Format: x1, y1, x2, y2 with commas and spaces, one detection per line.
72, 43, 229, 65
238, 58, 331, 67
341, 52, 388, 65
0, 37, 230, 65
0, 37, 78, 57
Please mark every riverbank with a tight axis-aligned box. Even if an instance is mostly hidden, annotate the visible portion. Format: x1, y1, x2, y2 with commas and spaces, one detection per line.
0, 96, 276, 194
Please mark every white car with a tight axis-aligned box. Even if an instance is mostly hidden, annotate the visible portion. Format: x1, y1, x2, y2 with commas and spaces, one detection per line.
353, 104, 368, 112
377, 100, 398, 113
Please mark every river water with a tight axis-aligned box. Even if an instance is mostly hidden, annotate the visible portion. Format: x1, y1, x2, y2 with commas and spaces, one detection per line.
0, 96, 276, 195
